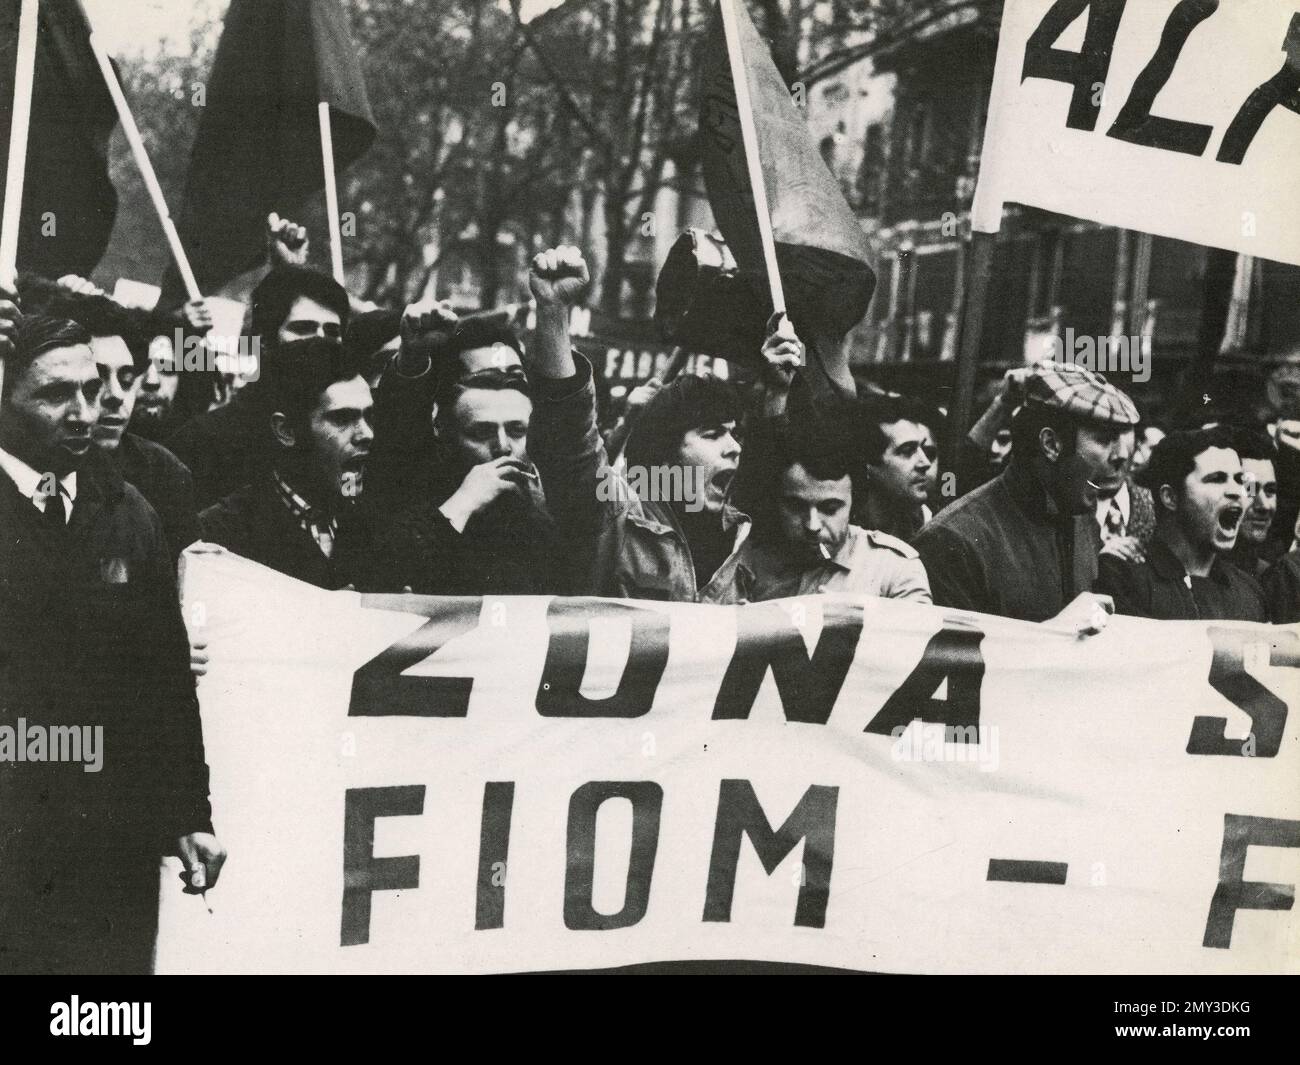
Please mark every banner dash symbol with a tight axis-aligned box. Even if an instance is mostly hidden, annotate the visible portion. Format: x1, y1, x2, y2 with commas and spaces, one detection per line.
987, 859, 1067, 885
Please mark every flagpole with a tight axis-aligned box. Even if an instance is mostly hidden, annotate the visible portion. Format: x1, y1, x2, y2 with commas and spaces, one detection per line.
718, 0, 787, 327
950, 33, 1016, 475
951, 229, 996, 469
87, 32, 201, 302
318, 102, 345, 285
1, 0, 39, 293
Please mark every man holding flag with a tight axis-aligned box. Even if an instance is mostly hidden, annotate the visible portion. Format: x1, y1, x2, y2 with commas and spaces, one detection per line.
694, 0, 876, 399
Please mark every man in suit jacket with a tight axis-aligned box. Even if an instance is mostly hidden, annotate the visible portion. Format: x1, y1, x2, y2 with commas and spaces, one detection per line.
200, 339, 375, 589
34, 284, 204, 561
169, 261, 352, 508
0, 315, 223, 974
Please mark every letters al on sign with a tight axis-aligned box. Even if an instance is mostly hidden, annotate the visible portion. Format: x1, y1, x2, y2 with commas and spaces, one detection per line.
973, 0, 1300, 268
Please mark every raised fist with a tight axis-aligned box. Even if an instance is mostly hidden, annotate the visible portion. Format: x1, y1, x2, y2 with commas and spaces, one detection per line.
267, 213, 310, 267
529, 245, 589, 308
401, 296, 458, 345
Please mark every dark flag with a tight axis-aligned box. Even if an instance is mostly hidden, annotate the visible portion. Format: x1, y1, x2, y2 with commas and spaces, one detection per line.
697, 0, 875, 397
0, 0, 118, 280
167, 0, 377, 297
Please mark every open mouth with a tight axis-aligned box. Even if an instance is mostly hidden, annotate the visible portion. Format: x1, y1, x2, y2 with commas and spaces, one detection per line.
1217, 506, 1243, 533
710, 468, 736, 494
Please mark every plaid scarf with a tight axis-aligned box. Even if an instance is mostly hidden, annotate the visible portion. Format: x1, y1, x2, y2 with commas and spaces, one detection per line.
272, 472, 339, 558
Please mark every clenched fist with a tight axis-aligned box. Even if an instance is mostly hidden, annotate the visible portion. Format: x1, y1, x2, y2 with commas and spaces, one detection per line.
529, 245, 589, 308
267, 213, 310, 267
401, 296, 458, 345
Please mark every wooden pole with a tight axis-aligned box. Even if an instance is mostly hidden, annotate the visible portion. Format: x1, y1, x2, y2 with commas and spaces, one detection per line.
88, 31, 201, 300
718, 0, 787, 327
0, 0, 39, 292
950, 229, 996, 468
0, 0, 39, 408
319, 102, 345, 285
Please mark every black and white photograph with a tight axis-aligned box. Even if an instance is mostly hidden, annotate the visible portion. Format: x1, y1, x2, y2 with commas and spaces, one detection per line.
0, 0, 1296, 1039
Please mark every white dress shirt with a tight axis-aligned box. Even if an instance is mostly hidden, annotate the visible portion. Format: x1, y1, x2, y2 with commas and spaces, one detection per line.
1095, 480, 1131, 541
0, 446, 77, 523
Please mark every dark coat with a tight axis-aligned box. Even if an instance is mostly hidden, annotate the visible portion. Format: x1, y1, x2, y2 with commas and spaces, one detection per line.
357, 477, 557, 596
1261, 550, 1300, 624
166, 391, 269, 510
0, 453, 213, 974
1096, 538, 1268, 622
529, 356, 750, 601
114, 433, 202, 561
199, 476, 371, 590
912, 460, 1100, 622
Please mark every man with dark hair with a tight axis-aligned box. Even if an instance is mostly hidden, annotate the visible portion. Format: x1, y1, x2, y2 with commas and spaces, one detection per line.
35, 287, 202, 561
858, 393, 938, 542
359, 356, 557, 595
914, 362, 1138, 632
526, 245, 765, 600
364, 302, 528, 507
248, 263, 351, 345
709, 409, 931, 603
169, 222, 353, 507
1226, 427, 1279, 577
0, 315, 223, 974
1096, 428, 1266, 621
131, 331, 226, 443
200, 339, 374, 589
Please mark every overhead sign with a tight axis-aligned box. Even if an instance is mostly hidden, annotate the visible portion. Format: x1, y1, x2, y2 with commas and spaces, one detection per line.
974, 0, 1300, 267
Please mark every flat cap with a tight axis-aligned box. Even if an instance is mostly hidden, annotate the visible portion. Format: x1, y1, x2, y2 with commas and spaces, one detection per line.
1024, 360, 1140, 425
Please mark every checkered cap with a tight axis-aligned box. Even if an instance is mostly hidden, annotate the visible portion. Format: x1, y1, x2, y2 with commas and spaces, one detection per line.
1024, 361, 1140, 426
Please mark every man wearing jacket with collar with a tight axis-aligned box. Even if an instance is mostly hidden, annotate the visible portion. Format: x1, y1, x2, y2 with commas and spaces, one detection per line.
1097, 427, 1267, 621
707, 409, 931, 604
0, 315, 223, 973
913, 361, 1138, 635
199, 338, 374, 590
527, 245, 754, 601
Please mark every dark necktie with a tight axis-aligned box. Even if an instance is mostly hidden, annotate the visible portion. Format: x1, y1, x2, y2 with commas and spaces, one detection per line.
41, 488, 66, 530
1103, 497, 1125, 542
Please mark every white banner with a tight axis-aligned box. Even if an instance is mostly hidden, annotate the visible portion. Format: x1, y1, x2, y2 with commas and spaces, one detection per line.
973, 0, 1300, 267
156, 550, 1300, 974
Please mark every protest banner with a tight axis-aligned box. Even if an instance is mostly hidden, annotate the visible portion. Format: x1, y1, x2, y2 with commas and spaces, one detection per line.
971, 0, 1300, 266
157, 549, 1300, 974
954, 0, 1300, 454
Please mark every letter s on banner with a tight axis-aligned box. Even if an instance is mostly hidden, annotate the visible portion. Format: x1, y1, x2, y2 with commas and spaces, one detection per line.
1186, 628, 1299, 758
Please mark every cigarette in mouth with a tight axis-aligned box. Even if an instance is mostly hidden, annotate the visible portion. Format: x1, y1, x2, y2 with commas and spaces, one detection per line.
818, 544, 832, 561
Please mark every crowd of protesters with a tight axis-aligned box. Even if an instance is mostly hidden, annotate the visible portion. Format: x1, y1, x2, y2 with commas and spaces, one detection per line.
2, 216, 1298, 973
